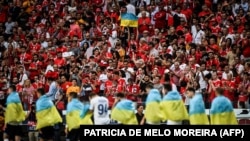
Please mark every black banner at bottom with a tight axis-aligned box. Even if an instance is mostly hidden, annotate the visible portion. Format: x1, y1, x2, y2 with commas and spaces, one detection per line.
79, 125, 250, 139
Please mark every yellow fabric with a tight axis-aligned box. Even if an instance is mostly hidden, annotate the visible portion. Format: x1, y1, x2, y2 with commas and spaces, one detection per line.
210, 112, 238, 125
5, 103, 26, 124
36, 106, 62, 130
160, 101, 189, 121
80, 112, 93, 125
111, 109, 138, 125
144, 102, 163, 123
189, 114, 209, 125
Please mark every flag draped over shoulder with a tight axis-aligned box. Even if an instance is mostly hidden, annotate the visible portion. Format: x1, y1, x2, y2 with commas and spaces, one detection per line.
161, 91, 189, 121
210, 96, 238, 125
36, 95, 62, 130
145, 89, 163, 123
5, 92, 26, 124
120, 13, 138, 27
189, 94, 209, 125
66, 99, 84, 131
80, 102, 93, 125
111, 99, 138, 125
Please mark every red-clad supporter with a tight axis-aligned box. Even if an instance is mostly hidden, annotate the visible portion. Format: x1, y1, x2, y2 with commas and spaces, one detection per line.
28, 54, 43, 82
208, 72, 222, 103
153, 4, 167, 29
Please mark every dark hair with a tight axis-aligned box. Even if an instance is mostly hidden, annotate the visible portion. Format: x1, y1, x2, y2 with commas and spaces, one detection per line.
186, 87, 195, 93
9, 85, 16, 92
146, 83, 154, 89
116, 92, 125, 98
163, 83, 172, 92
69, 92, 78, 98
215, 87, 224, 95
89, 92, 97, 98
37, 88, 45, 95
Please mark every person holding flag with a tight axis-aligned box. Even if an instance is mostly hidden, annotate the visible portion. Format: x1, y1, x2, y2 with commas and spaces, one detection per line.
161, 83, 189, 125
0, 85, 26, 141
186, 87, 209, 125
143, 84, 163, 125
111, 92, 138, 125
210, 87, 238, 125
35, 88, 62, 141
65, 92, 91, 141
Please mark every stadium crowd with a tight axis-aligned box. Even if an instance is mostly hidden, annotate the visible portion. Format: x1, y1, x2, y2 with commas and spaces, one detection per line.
0, 0, 250, 140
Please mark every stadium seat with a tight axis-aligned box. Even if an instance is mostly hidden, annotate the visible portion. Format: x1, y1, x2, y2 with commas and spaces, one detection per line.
238, 119, 250, 125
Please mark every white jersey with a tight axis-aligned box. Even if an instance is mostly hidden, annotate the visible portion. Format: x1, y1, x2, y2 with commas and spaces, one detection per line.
89, 96, 110, 125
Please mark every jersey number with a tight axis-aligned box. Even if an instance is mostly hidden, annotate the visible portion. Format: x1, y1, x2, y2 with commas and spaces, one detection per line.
98, 104, 108, 115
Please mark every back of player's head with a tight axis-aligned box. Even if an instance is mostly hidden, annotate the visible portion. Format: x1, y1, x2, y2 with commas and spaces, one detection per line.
146, 83, 154, 89
69, 92, 78, 98
163, 83, 172, 92
89, 92, 97, 98
37, 88, 45, 95
9, 85, 16, 92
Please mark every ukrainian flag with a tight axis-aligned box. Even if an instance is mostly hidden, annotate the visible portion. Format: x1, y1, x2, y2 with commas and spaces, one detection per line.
111, 99, 138, 125
145, 89, 163, 124
36, 95, 62, 130
161, 91, 189, 121
66, 98, 84, 131
5, 92, 26, 124
189, 94, 209, 125
80, 103, 93, 125
120, 13, 138, 27
210, 95, 238, 125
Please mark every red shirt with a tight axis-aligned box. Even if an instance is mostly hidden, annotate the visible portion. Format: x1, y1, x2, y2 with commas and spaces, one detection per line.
104, 80, 113, 96
54, 57, 66, 67
117, 78, 126, 93
154, 10, 167, 29
61, 81, 72, 93
138, 17, 151, 34
28, 61, 43, 80
209, 79, 222, 102
19, 53, 32, 70
222, 80, 236, 102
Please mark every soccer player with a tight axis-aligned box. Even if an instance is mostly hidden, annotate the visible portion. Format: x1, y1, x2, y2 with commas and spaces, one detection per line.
65, 92, 82, 141
143, 84, 163, 125
210, 87, 238, 125
161, 83, 189, 125
89, 93, 110, 125
111, 92, 138, 125
0, 85, 26, 141
186, 87, 209, 125
36, 88, 62, 141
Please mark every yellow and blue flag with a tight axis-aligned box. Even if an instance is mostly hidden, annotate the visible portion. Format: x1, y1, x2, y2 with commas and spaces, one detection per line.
80, 102, 93, 125
120, 13, 138, 27
36, 95, 62, 130
145, 89, 163, 124
189, 94, 209, 125
5, 92, 26, 124
161, 91, 189, 121
111, 99, 138, 125
66, 98, 85, 131
210, 95, 238, 125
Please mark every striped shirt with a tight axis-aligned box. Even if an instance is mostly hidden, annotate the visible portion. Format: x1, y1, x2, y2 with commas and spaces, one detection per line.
46, 81, 58, 101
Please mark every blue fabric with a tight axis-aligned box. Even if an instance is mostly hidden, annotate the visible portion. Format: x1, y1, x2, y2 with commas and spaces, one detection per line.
67, 99, 83, 113
6, 92, 21, 105
189, 93, 206, 115
146, 89, 162, 104
210, 95, 234, 114
36, 95, 54, 112
162, 91, 182, 101
115, 99, 135, 111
